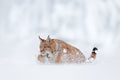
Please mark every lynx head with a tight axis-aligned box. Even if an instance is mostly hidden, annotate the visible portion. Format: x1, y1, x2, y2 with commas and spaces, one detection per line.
39, 35, 56, 58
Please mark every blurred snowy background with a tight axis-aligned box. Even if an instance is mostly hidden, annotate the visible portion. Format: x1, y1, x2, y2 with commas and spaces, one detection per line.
0, 0, 120, 80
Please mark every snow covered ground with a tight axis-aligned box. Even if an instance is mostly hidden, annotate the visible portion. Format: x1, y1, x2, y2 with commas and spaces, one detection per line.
0, 0, 120, 80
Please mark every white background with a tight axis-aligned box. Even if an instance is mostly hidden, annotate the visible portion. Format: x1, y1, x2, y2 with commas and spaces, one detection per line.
0, 0, 120, 80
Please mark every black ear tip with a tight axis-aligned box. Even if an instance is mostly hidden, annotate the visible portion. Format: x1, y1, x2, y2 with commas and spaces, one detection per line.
47, 35, 51, 39
38, 36, 40, 39
39, 36, 44, 41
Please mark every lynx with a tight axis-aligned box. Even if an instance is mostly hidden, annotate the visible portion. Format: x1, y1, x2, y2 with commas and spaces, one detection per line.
38, 36, 97, 64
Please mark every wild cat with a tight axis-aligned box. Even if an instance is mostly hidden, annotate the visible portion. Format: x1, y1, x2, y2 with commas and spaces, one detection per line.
38, 36, 98, 64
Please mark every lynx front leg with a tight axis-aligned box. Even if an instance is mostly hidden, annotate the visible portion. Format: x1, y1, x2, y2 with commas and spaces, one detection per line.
38, 54, 43, 62
55, 53, 63, 63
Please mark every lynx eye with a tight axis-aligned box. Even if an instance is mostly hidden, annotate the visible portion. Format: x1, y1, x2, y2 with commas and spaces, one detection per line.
44, 46, 47, 48
40, 45, 43, 48
47, 46, 50, 48
44, 45, 50, 48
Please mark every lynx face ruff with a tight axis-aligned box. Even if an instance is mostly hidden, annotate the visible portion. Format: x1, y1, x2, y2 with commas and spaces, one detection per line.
38, 36, 86, 63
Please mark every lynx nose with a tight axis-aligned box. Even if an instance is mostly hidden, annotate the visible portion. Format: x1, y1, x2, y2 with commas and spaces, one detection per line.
47, 53, 53, 58
47, 54, 49, 58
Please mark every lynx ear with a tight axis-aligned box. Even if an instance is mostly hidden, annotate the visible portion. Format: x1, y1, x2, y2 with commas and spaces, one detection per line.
38, 36, 44, 41
46, 35, 51, 44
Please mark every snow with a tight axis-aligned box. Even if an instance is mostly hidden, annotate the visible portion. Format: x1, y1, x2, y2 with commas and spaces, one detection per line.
0, 0, 120, 80
63, 48, 67, 53
0, 63, 120, 80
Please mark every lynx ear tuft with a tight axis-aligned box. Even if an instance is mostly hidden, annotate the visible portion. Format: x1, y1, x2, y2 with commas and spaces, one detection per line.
38, 36, 44, 41
46, 35, 51, 44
